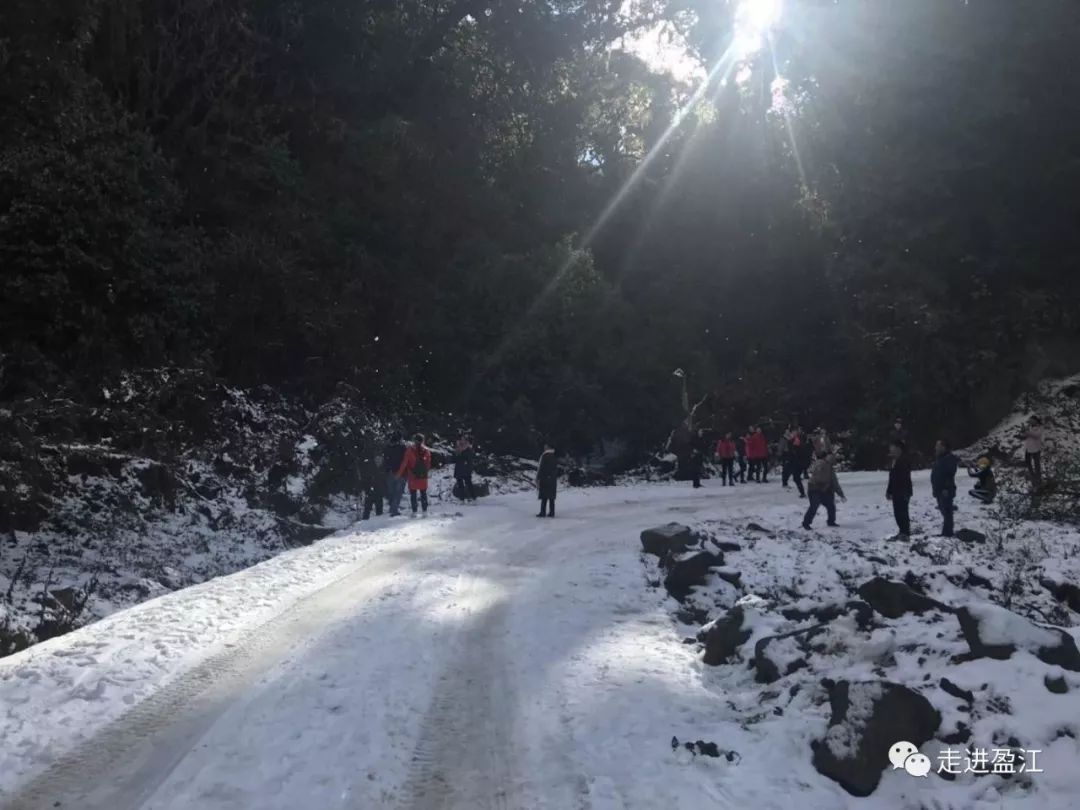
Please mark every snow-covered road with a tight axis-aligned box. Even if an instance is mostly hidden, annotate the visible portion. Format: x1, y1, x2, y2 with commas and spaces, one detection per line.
1, 478, 823, 810
4, 473, 1077, 809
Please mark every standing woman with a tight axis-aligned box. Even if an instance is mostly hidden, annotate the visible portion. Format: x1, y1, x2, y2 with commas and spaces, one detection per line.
537, 441, 559, 518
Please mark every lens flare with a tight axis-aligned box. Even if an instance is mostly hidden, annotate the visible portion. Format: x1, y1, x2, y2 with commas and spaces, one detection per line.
733, 0, 783, 57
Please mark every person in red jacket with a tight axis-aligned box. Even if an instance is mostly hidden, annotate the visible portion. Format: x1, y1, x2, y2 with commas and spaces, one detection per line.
398, 433, 433, 515
715, 432, 737, 486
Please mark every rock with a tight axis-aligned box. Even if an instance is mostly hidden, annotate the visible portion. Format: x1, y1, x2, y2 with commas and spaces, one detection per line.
857, 577, 951, 619
132, 461, 178, 507
664, 550, 722, 602
942, 722, 972, 745
67, 450, 125, 479
714, 568, 742, 587
811, 681, 941, 797
640, 523, 695, 561
746, 522, 775, 536
956, 529, 987, 544
712, 540, 742, 553
698, 607, 752, 666
49, 587, 81, 613
956, 604, 1080, 671
1045, 675, 1069, 694
965, 570, 993, 590
473, 481, 491, 498
782, 601, 874, 630
939, 677, 975, 705
1041, 578, 1080, 613
755, 623, 828, 684
279, 520, 337, 547
676, 606, 710, 625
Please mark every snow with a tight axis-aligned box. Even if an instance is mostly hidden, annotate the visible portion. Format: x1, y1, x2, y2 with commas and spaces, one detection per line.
1, 475, 1079, 808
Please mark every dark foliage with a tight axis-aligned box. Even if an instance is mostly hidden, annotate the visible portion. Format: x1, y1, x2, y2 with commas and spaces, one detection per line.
2, 0, 1079, 460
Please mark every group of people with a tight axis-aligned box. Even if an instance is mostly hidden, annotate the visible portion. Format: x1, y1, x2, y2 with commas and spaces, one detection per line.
359, 432, 436, 519
359, 432, 560, 519
691, 423, 830, 497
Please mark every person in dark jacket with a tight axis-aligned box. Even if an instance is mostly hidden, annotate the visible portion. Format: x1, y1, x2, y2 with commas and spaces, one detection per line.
886, 439, 913, 539
382, 432, 407, 517
1024, 416, 1044, 489
453, 437, 477, 502
794, 425, 813, 481
358, 445, 387, 520
780, 426, 806, 497
537, 442, 558, 517
689, 429, 707, 489
715, 432, 737, 486
736, 432, 748, 483
931, 439, 959, 537
968, 456, 996, 504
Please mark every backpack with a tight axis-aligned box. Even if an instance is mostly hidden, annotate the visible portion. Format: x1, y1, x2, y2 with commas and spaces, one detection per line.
412, 452, 429, 479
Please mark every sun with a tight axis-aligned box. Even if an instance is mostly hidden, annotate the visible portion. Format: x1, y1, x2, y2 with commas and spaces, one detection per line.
732, 0, 783, 58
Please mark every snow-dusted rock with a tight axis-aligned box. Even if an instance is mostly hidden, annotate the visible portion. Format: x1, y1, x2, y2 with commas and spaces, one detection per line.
955, 603, 1080, 670
640, 523, 694, 560
956, 528, 987, 544
857, 577, 951, 619
697, 606, 752, 666
811, 680, 941, 797
664, 550, 722, 602
754, 623, 828, 684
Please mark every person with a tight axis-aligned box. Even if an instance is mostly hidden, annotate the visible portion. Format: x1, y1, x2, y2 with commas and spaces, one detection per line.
795, 425, 813, 481
751, 426, 770, 483
736, 432, 748, 483
382, 431, 407, 517
968, 456, 996, 504
889, 417, 907, 445
358, 445, 386, 520
690, 429, 707, 489
453, 436, 477, 502
1024, 416, 1044, 489
398, 433, 433, 516
931, 439, 959, 537
537, 441, 558, 517
782, 426, 806, 497
715, 432, 737, 486
803, 450, 846, 529
886, 439, 913, 539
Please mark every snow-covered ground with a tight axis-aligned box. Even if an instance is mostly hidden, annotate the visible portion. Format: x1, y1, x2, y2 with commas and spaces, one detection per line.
1, 475, 1078, 809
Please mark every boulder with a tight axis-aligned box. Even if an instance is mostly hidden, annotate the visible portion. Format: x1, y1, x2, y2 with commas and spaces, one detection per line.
755, 623, 829, 684
712, 540, 743, 553
939, 677, 975, 705
1045, 675, 1069, 694
956, 529, 987, 544
811, 680, 941, 797
746, 522, 775, 536
955, 604, 1080, 671
641, 523, 695, 561
1041, 578, 1080, 613
714, 567, 742, 588
698, 607, 752, 666
279, 520, 337, 547
664, 550, 722, 602
857, 578, 951, 619
782, 601, 875, 631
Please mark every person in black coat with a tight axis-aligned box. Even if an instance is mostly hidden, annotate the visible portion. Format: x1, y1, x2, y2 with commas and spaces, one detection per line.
382, 432, 407, 517
931, 438, 959, 537
886, 439, 913, 538
358, 444, 387, 520
537, 442, 558, 517
689, 429, 707, 489
453, 437, 477, 502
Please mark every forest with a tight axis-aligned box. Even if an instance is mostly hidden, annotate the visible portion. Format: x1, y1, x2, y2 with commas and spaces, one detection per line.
3, 0, 1079, 462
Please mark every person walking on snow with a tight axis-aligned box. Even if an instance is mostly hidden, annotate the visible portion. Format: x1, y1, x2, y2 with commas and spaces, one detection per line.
1024, 416, 1044, 489
931, 438, 959, 537
968, 456, 996, 505
886, 439, 913, 540
453, 436, 477, 502
398, 434, 432, 515
383, 431, 407, 517
751, 426, 770, 483
795, 425, 813, 481
802, 451, 845, 529
358, 446, 386, 520
716, 432, 737, 486
736, 432, 748, 483
781, 426, 806, 497
690, 429, 707, 489
537, 441, 559, 517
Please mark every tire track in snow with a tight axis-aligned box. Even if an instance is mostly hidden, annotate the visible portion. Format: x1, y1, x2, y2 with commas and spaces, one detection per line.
3, 551, 409, 810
